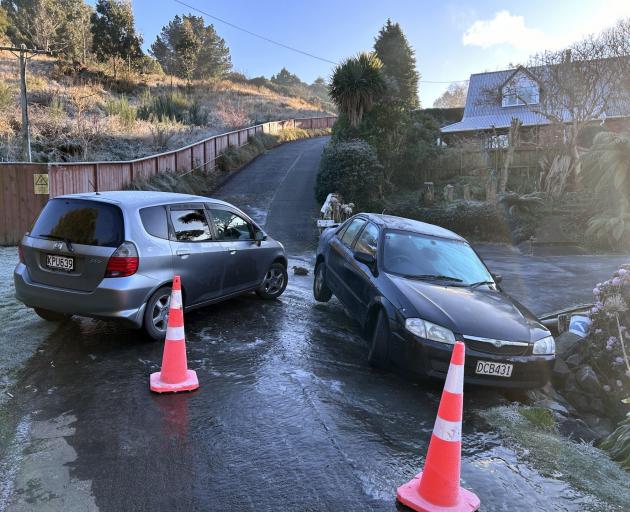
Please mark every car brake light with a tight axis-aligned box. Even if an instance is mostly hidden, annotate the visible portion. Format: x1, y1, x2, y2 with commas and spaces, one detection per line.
18, 243, 25, 264
105, 241, 139, 278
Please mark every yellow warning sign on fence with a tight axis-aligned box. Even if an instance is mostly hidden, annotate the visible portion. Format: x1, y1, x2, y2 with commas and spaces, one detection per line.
33, 174, 49, 195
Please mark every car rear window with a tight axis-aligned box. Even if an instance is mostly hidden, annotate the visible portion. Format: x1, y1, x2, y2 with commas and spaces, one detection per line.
31, 198, 124, 248
140, 206, 169, 239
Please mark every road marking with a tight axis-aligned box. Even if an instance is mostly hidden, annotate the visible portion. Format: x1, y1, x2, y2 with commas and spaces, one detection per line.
263, 149, 305, 228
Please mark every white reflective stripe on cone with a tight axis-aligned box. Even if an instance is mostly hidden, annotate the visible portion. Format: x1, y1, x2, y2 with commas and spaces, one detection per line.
433, 416, 462, 442
443, 363, 464, 395
170, 290, 183, 310
166, 325, 185, 341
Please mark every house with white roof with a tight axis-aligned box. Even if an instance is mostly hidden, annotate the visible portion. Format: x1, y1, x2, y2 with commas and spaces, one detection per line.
440, 64, 630, 148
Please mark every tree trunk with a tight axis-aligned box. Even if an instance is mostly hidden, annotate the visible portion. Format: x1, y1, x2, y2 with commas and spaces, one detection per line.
498, 118, 521, 193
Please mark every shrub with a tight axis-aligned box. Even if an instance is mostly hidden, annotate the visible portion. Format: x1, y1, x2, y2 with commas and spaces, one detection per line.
0, 82, 14, 111
316, 139, 384, 209
187, 99, 208, 126
138, 92, 190, 123
105, 95, 137, 130
600, 418, 630, 470
585, 266, 630, 415
385, 200, 511, 242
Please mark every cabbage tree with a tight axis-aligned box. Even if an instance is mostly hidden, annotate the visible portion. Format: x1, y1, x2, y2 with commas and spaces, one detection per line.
329, 52, 385, 128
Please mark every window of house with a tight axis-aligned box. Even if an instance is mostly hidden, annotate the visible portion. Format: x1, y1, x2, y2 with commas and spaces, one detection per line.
502, 74, 540, 107
486, 134, 509, 149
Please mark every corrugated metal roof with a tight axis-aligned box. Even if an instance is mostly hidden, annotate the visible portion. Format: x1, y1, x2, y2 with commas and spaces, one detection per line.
441, 66, 630, 134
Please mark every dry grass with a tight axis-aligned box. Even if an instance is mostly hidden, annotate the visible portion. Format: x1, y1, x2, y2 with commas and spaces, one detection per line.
0, 54, 332, 162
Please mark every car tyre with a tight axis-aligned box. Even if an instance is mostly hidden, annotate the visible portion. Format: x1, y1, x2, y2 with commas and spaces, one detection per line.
313, 261, 333, 302
34, 307, 71, 322
143, 285, 172, 341
368, 309, 390, 369
256, 262, 288, 300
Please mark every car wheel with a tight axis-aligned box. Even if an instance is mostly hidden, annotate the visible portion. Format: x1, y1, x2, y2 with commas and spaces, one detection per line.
256, 262, 288, 300
368, 309, 390, 369
34, 308, 71, 322
313, 261, 332, 302
143, 286, 172, 341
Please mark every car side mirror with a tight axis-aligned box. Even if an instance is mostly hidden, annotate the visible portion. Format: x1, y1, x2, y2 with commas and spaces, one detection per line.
492, 273, 503, 284
254, 230, 266, 245
354, 251, 377, 274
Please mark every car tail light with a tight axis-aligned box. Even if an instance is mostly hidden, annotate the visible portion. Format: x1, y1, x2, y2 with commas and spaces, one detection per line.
105, 241, 139, 278
18, 243, 25, 264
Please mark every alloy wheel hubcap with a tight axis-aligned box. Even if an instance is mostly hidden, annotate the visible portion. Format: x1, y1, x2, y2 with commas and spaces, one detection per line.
152, 294, 171, 332
263, 268, 285, 295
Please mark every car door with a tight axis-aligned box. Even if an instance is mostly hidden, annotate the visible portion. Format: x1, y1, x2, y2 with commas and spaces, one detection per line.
207, 207, 263, 295
168, 204, 226, 306
327, 217, 366, 307
345, 222, 380, 323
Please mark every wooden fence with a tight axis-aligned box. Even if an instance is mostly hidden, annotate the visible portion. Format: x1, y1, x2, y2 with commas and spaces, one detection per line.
422, 146, 547, 193
0, 116, 336, 245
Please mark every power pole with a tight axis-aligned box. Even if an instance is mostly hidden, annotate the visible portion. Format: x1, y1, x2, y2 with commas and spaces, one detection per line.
0, 45, 52, 162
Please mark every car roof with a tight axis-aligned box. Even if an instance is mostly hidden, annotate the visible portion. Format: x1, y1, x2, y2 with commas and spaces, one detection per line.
357, 213, 465, 241
53, 190, 231, 209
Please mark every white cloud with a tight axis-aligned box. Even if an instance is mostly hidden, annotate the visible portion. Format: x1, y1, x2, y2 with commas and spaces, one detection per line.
462, 3, 630, 53
462, 10, 550, 51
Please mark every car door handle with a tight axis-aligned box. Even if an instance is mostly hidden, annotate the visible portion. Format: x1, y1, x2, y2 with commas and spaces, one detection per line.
229, 249, 237, 255
176, 250, 191, 258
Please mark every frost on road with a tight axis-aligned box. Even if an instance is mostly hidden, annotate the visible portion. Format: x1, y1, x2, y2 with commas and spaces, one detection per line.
0, 138, 628, 511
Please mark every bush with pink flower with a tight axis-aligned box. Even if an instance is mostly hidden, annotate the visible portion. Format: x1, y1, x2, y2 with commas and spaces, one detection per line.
586, 264, 630, 409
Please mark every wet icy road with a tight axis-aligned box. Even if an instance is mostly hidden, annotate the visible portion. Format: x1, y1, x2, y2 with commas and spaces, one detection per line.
0, 137, 626, 511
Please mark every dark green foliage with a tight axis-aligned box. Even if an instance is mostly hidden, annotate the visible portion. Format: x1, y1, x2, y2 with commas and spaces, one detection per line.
600, 419, 630, 470
315, 139, 384, 209
385, 200, 512, 242
91, 0, 143, 77
271, 68, 302, 87
498, 192, 546, 243
335, 104, 441, 188
137, 92, 191, 123
150, 14, 231, 81
373, 19, 419, 108
329, 52, 385, 128
2, 0, 92, 61
581, 131, 630, 249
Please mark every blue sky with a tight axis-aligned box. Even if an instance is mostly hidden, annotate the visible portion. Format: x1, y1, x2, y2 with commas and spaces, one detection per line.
105, 0, 630, 106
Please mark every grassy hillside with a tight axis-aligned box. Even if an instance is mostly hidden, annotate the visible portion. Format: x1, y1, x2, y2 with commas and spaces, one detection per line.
0, 54, 334, 163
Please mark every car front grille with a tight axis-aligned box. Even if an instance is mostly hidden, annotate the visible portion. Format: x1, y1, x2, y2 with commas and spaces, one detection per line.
463, 335, 530, 356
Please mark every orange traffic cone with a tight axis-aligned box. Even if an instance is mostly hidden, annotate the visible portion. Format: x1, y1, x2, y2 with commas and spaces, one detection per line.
397, 341, 479, 512
150, 276, 199, 393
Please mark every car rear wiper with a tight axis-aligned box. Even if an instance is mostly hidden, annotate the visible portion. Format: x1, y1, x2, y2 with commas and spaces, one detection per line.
38, 234, 75, 253
403, 274, 464, 283
469, 280, 495, 288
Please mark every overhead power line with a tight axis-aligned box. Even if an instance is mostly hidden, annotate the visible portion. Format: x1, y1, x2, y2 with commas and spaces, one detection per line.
173, 0, 337, 65
171, 0, 468, 84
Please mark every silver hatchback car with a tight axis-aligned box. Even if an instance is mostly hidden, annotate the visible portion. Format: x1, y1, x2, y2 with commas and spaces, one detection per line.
14, 191, 288, 339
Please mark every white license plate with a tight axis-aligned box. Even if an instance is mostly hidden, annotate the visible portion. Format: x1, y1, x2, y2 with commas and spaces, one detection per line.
475, 360, 513, 377
46, 254, 74, 271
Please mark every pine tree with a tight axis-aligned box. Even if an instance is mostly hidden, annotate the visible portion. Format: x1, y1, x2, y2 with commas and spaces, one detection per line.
150, 14, 231, 81
373, 19, 419, 108
91, 0, 143, 78
2, 0, 92, 61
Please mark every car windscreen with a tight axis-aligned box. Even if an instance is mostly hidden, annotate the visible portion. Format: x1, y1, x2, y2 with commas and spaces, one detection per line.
30, 198, 124, 247
383, 230, 492, 285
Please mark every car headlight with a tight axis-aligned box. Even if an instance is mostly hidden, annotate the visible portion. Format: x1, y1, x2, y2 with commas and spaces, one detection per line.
405, 318, 456, 345
533, 335, 555, 355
